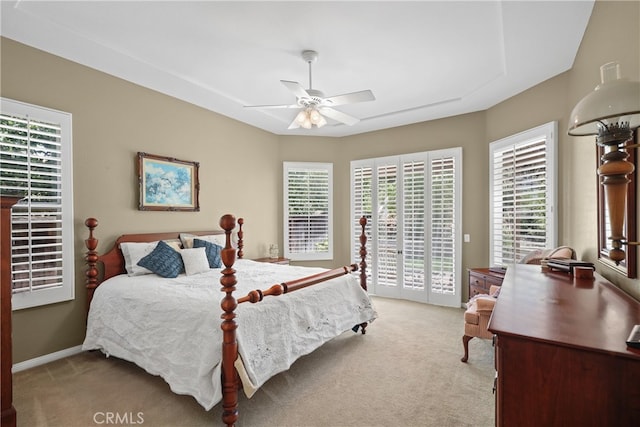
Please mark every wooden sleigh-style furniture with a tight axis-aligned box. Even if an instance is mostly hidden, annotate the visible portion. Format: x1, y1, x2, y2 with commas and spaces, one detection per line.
84, 214, 371, 427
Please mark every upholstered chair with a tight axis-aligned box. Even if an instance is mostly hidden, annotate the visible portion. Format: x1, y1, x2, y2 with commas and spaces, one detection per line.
461, 246, 576, 363
461, 285, 500, 363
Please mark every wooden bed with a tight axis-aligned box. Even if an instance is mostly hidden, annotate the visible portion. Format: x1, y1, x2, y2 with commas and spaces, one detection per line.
83, 214, 371, 426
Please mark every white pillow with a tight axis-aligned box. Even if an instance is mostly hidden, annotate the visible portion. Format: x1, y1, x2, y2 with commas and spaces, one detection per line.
120, 240, 182, 276
120, 242, 157, 276
180, 233, 228, 249
180, 247, 210, 276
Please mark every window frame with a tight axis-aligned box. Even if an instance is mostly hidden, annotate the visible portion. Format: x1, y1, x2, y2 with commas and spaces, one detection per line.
0, 97, 75, 310
489, 121, 557, 266
283, 161, 333, 261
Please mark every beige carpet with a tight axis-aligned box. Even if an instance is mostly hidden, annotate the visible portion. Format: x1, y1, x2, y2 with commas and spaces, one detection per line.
14, 296, 495, 427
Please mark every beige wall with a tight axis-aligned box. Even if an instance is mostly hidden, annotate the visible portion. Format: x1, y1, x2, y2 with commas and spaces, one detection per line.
2, 0, 639, 363
564, 0, 640, 298
1, 38, 282, 362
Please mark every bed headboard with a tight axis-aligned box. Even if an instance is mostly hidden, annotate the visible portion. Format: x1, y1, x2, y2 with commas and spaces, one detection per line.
84, 217, 244, 312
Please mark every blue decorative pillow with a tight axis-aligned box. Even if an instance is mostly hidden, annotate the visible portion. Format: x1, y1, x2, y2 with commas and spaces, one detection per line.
193, 238, 222, 268
137, 240, 184, 278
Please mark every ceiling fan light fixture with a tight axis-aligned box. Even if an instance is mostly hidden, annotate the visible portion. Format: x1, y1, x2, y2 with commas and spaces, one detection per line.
294, 108, 326, 129
295, 110, 308, 125
301, 113, 312, 129
309, 108, 322, 124
316, 115, 327, 128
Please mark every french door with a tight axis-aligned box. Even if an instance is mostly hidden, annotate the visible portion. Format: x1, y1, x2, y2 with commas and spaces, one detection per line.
351, 148, 461, 307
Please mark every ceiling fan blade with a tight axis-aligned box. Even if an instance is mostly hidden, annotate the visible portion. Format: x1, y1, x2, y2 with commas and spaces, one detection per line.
281, 80, 310, 99
323, 90, 375, 107
319, 107, 360, 126
287, 116, 301, 130
244, 104, 299, 109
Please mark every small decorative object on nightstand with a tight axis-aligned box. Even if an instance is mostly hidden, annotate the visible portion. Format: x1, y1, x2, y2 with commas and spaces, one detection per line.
269, 243, 279, 259
253, 257, 290, 265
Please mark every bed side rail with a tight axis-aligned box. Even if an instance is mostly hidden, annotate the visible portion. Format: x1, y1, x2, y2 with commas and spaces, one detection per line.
237, 264, 358, 304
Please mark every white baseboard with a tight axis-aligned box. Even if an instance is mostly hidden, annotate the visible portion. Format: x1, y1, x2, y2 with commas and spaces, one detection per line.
12, 345, 84, 373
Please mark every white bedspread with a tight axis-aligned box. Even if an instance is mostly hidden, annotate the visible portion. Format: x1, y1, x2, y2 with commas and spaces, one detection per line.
82, 259, 377, 410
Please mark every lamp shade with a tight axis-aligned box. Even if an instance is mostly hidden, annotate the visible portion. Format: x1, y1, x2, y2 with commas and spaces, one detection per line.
292, 107, 327, 129
568, 62, 640, 136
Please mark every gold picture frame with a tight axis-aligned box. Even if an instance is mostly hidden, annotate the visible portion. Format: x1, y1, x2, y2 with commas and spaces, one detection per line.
137, 152, 200, 211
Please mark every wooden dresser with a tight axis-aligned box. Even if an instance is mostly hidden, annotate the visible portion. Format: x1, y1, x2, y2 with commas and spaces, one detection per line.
467, 268, 505, 299
489, 264, 640, 426
1, 196, 19, 427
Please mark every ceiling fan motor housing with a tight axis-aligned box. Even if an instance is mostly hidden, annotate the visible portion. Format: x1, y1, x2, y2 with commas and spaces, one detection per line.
299, 89, 325, 108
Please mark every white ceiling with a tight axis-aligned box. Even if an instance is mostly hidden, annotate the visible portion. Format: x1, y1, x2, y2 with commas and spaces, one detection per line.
1, 1, 594, 137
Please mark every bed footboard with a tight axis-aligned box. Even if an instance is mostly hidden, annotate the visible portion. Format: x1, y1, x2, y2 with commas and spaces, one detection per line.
217, 214, 370, 427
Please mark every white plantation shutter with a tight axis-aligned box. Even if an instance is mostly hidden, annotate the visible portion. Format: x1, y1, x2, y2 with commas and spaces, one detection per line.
402, 159, 425, 290
283, 162, 332, 261
0, 97, 74, 310
352, 165, 372, 276
376, 163, 398, 287
430, 156, 456, 294
351, 148, 461, 307
490, 122, 557, 265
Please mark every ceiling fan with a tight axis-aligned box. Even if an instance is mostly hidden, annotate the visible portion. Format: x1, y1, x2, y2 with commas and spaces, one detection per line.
244, 50, 375, 129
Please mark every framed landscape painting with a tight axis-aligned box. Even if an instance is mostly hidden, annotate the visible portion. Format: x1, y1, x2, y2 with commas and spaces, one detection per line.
137, 152, 200, 211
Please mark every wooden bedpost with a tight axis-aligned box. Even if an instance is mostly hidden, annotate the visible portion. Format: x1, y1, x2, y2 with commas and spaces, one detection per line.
84, 218, 99, 316
237, 218, 244, 259
219, 214, 239, 427
359, 216, 368, 292
358, 216, 369, 335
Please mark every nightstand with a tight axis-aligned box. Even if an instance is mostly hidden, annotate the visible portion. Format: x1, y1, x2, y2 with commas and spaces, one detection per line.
468, 268, 505, 300
252, 257, 290, 265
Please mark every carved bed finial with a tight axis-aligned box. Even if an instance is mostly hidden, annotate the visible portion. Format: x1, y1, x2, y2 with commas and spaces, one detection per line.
219, 214, 239, 426
84, 218, 99, 316
237, 217, 244, 259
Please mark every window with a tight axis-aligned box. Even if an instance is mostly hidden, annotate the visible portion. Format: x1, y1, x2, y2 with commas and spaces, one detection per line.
490, 121, 557, 266
283, 162, 332, 261
0, 97, 74, 310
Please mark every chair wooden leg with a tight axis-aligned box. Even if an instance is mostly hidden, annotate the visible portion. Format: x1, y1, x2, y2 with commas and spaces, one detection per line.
461, 335, 473, 362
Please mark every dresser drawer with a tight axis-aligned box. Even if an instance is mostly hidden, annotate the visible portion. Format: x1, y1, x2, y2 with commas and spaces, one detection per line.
486, 275, 504, 288
469, 282, 486, 298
